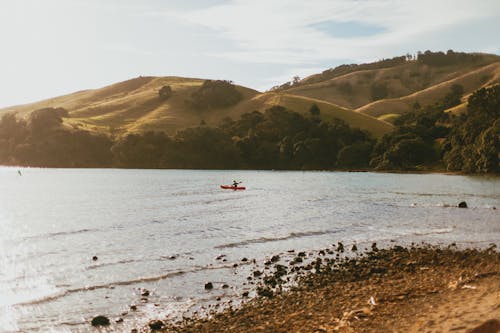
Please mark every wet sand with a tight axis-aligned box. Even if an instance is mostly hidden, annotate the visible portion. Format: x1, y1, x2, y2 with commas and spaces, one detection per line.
156, 244, 499, 333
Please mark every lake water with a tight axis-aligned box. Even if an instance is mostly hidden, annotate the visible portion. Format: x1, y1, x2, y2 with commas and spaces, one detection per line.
0, 168, 498, 332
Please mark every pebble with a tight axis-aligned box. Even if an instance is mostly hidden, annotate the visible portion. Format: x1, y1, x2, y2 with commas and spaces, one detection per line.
90, 315, 110, 326
149, 320, 164, 331
337, 242, 344, 252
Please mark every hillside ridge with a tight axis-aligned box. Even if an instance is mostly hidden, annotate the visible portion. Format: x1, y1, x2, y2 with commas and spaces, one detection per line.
1, 51, 497, 137
356, 61, 500, 117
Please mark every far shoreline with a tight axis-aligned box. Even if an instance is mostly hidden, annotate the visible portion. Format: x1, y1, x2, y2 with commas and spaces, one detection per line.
3, 164, 499, 177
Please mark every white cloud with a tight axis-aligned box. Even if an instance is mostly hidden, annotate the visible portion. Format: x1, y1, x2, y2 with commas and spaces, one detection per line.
176, 0, 500, 64
0, 0, 498, 107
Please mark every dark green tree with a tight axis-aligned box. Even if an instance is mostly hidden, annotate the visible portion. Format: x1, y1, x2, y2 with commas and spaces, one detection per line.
370, 83, 388, 101
442, 84, 464, 109
187, 80, 242, 110
443, 84, 499, 173
309, 103, 320, 116
337, 141, 374, 169
158, 85, 173, 100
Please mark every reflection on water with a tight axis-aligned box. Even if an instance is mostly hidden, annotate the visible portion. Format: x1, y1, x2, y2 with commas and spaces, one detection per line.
0, 168, 498, 332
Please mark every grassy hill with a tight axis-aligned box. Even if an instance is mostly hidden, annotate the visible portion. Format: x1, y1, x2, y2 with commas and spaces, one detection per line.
279, 52, 500, 119
0, 76, 259, 135
2, 51, 497, 139
0, 76, 393, 138
1, 52, 497, 172
356, 62, 500, 117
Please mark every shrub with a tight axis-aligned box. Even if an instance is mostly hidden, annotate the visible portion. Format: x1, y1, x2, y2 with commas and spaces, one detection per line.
187, 80, 242, 110
158, 85, 173, 100
370, 83, 388, 101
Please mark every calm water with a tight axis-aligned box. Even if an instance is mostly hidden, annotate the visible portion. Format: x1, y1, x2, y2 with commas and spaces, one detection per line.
0, 168, 498, 332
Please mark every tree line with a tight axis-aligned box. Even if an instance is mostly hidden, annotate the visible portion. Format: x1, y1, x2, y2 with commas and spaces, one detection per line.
370, 84, 499, 173
0, 84, 498, 173
273, 50, 491, 90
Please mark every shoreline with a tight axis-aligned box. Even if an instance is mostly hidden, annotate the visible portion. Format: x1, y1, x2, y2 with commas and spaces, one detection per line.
151, 244, 500, 333
3, 164, 499, 177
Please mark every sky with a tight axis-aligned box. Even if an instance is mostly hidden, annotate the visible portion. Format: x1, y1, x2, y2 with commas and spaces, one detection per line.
0, 0, 499, 108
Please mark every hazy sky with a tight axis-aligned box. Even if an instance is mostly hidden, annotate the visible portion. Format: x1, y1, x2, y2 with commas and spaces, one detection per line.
0, 0, 499, 108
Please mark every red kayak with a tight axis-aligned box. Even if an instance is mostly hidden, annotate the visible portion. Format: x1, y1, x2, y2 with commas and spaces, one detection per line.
220, 185, 246, 190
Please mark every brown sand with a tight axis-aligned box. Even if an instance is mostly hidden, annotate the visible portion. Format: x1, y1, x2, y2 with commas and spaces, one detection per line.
156, 245, 499, 333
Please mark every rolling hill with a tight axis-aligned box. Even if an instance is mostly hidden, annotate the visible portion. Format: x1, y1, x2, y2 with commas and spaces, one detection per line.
0, 76, 393, 138
1, 51, 497, 172
355, 61, 500, 117
0, 76, 260, 135
1, 51, 498, 140
279, 51, 500, 121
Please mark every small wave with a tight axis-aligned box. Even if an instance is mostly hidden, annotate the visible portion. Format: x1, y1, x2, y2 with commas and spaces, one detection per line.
393, 191, 499, 199
437, 203, 498, 209
215, 229, 341, 249
59, 321, 85, 327
393, 191, 449, 197
409, 203, 497, 210
22, 228, 98, 242
86, 258, 138, 270
202, 196, 243, 205
14, 273, 186, 306
412, 227, 454, 236
13, 263, 236, 307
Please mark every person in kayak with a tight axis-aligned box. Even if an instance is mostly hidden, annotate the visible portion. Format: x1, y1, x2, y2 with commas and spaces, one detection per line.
232, 180, 241, 188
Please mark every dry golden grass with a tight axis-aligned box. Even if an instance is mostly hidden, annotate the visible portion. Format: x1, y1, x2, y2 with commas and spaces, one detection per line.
0, 76, 392, 138
356, 62, 500, 117
284, 59, 500, 115
0, 77, 258, 135
269, 94, 393, 138
377, 113, 401, 123
444, 102, 467, 115
192, 92, 393, 138
4, 57, 497, 138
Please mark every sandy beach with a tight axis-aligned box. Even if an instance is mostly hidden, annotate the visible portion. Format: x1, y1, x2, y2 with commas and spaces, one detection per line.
155, 244, 500, 333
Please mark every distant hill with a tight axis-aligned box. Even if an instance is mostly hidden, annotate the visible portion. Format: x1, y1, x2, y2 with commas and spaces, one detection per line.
0, 76, 392, 138
1, 50, 498, 139
1, 52, 497, 172
0, 76, 260, 135
356, 62, 500, 117
277, 51, 500, 121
